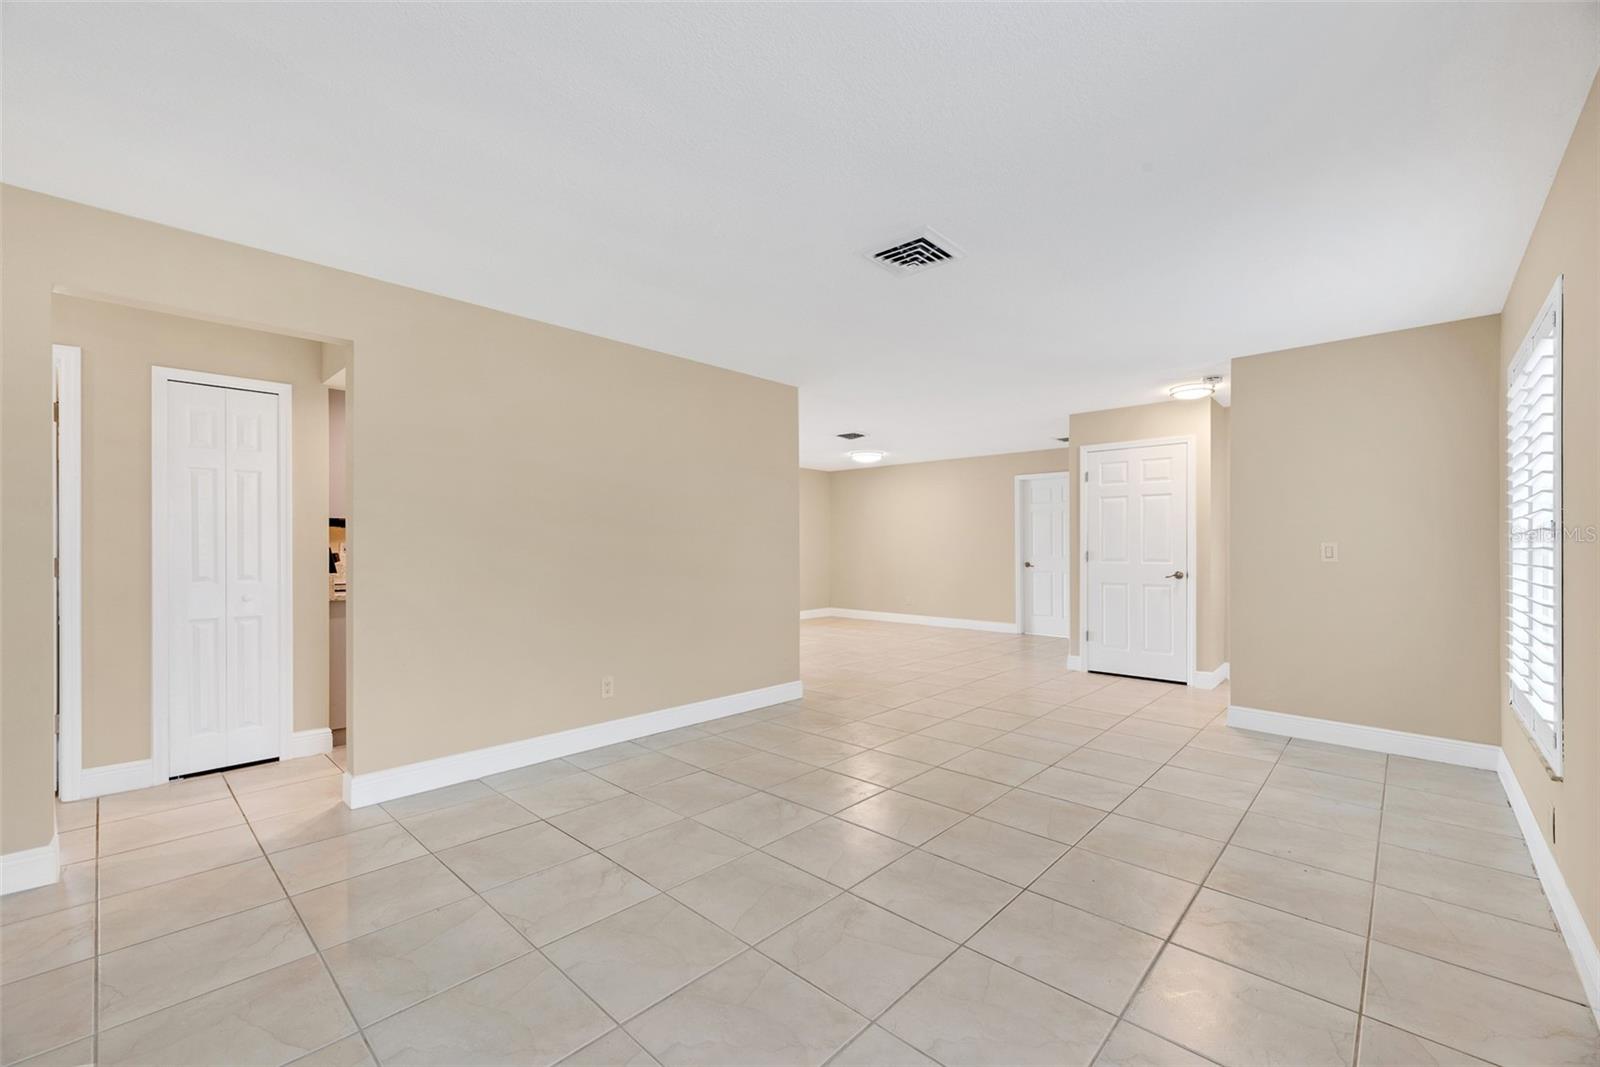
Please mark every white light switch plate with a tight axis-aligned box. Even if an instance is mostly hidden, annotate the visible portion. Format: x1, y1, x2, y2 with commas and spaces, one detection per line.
1320, 542, 1339, 563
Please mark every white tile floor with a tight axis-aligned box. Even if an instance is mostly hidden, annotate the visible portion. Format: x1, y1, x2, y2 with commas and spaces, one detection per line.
2, 619, 1596, 1066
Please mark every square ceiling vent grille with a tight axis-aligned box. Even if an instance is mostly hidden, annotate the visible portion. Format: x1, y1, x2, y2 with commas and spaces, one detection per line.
868, 229, 961, 276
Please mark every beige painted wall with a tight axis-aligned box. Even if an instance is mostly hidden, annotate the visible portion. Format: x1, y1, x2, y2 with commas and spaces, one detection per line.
2, 187, 798, 855
799, 468, 832, 611
54, 296, 331, 767
829, 449, 1072, 625
1209, 402, 1231, 667
1499, 74, 1599, 943
1230, 316, 1502, 744
1068, 399, 1227, 668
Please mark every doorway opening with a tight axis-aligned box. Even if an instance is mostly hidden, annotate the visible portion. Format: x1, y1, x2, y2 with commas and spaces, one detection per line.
327, 374, 348, 755
51, 295, 346, 802
1015, 472, 1071, 637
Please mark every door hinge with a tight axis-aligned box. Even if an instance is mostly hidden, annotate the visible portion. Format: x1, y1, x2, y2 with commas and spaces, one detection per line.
52, 400, 60, 424
53, 557, 59, 579
1084, 630, 1092, 642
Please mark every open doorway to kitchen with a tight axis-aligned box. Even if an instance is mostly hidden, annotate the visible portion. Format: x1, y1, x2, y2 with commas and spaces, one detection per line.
327, 369, 349, 759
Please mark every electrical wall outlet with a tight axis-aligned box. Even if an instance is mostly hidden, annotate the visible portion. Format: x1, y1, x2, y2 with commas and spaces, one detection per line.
1320, 542, 1339, 563
600, 675, 615, 699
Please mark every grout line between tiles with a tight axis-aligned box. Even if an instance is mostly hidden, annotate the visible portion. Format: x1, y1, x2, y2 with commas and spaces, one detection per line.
1081, 704, 1285, 1067
222, 771, 385, 1067
1352, 755, 1390, 1067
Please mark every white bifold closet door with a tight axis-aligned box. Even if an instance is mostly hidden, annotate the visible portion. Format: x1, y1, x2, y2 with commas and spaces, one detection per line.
166, 381, 282, 777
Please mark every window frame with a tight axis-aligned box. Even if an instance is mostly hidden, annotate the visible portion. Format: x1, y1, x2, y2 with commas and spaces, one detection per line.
1505, 275, 1564, 778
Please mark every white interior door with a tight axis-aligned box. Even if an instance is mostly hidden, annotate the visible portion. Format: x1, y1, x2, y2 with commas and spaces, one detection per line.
166, 381, 282, 776
1084, 441, 1189, 682
1021, 475, 1070, 637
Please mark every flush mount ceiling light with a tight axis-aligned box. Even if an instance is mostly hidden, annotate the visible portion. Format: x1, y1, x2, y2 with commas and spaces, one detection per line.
1169, 376, 1223, 401
848, 450, 887, 464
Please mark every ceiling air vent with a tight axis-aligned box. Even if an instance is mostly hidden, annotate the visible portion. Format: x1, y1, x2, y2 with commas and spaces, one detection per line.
837, 432, 866, 440
868, 229, 961, 276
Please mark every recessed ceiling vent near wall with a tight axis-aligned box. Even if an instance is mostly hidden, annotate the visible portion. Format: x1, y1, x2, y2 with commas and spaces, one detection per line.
868, 229, 961, 276
837, 432, 866, 440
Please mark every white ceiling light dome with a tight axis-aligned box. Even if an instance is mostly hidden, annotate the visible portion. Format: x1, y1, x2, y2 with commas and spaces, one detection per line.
1169, 376, 1223, 401
848, 450, 887, 464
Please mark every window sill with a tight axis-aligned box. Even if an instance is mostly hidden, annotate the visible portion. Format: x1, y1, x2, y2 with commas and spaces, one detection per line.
1509, 707, 1563, 782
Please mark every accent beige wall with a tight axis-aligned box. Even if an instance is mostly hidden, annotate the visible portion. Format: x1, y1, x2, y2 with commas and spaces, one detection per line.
1209, 401, 1231, 667
1499, 74, 1599, 943
53, 296, 331, 767
1, 187, 798, 856
828, 449, 1072, 625
799, 468, 832, 612
1230, 316, 1502, 743
1068, 399, 1227, 669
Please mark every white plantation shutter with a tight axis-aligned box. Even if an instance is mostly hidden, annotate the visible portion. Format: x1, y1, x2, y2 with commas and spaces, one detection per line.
1506, 278, 1562, 774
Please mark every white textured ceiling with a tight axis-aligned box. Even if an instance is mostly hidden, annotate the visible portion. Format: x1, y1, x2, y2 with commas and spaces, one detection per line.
4, 3, 1596, 468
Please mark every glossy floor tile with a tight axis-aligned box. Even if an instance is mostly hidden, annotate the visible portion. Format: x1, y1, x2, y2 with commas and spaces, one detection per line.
6, 619, 1595, 1066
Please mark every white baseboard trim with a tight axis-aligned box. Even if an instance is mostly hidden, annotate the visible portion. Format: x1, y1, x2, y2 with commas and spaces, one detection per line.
78, 759, 156, 798
74, 730, 331, 798
344, 680, 804, 808
800, 607, 1020, 635
1192, 662, 1230, 690
286, 728, 334, 759
1, 835, 59, 895
1497, 752, 1600, 1023
1225, 705, 1501, 770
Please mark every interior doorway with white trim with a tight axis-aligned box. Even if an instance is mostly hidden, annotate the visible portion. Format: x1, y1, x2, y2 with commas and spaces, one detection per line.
1081, 438, 1193, 683
53, 345, 84, 801
1016, 472, 1071, 637
48, 297, 335, 802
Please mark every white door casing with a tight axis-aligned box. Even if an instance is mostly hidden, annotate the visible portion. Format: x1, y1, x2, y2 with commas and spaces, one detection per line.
1083, 439, 1191, 683
1019, 474, 1070, 637
54, 345, 84, 801
156, 370, 291, 779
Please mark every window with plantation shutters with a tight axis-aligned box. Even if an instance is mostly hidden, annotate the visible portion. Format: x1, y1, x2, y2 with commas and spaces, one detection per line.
1506, 277, 1562, 775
